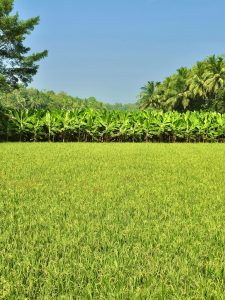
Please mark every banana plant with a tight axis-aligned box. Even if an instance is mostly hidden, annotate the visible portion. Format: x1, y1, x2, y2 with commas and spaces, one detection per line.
1, 108, 225, 142
8, 109, 33, 141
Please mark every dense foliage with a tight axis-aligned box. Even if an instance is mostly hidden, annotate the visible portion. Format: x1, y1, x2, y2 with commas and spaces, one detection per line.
138, 55, 225, 113
0, 86, 137, 111
1, 108, 225, 142
0, 0, 47, 91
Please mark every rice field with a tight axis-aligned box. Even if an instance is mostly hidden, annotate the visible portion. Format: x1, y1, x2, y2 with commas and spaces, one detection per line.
0, 143, 225, 299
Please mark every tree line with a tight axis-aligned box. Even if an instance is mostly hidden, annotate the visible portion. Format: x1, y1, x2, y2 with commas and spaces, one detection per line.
138, 55, 225, 113
0, 87, 138, 111
1, 0, 225, 114
2, 54, 225, 113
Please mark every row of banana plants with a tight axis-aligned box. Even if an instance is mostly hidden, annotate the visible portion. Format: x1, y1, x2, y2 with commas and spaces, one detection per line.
1, 108, 225, 142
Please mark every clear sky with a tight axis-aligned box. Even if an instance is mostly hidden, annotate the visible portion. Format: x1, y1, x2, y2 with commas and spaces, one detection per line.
14, 0, 225, 103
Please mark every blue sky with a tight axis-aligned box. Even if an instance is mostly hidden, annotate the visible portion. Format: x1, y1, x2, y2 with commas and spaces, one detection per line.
14, 0, 225, 103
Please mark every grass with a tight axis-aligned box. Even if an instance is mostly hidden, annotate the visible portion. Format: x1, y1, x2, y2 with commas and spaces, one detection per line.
0, 143, 225, 299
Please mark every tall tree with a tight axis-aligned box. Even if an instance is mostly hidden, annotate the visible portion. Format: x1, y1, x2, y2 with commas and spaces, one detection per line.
138, 81, 161, 109
162, 68, 190, 111
189, 61, 207, 99
204, 55, 225, 95
0, 0, 48, 91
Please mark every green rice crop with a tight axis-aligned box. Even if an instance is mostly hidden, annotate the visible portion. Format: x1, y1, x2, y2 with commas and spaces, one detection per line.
0, 143, 225, 299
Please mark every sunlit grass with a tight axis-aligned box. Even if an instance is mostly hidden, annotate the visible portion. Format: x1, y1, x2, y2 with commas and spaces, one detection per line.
0, 143, 224, 299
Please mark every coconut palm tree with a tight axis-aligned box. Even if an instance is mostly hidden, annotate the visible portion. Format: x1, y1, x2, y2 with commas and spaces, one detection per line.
138, 81, 161, 109
189, 61, 207, 98
161, 67, 191, 111
204, 55, 225, 95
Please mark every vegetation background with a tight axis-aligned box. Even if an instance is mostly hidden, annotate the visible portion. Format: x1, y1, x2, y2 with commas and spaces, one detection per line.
1, 1, 225, 299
